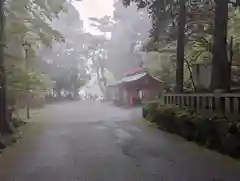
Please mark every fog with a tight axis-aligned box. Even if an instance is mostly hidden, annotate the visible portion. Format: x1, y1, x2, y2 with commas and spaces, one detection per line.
2, 1, 240, 180
32, 0, 152, 98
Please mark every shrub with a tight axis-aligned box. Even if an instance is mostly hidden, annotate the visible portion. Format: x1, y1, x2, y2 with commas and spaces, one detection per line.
144, 102, 159, 120
142, 104, 148, 118
142, 102, 240, 158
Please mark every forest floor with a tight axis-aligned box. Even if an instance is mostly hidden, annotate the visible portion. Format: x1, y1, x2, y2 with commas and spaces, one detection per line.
0, 100, 240, 181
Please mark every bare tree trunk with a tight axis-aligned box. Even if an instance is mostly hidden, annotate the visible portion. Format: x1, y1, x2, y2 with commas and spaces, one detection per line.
96, 66, 105, 95
99, 60, 107, 88
228, 36, 233, 91
210, 0, 229, 91
175, 0, 186, 93
0, 0, 8, 134
184, 59, 196, 92
92, 55, 107, 96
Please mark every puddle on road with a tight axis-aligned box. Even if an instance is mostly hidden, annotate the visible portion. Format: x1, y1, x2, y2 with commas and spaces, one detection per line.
96, 125, 108, 130
110, 116, 130, 122
114, 129, 134, 146
103, 120, 118, 128
127, 126, 141, 132
115, 129, 133, 140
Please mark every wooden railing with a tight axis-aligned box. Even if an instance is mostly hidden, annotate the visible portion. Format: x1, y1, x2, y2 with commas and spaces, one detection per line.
163, 93, 240, 114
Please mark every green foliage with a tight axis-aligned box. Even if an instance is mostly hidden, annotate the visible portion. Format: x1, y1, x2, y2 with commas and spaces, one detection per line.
4, 0, 78, 46
6, 63, 54, 101
33, 2, 100, 98
133, 1, 240, 91
83, 21, 110, 94
90, 16, 114, 33
144, 53, 176, 88
143, 102, 159, 120
144, 51, 194, 90
28, 71, 54, 92
4, 1, 83, 102
5, 0, 83, 46
184, 6, 240, 65
229, 8, 240, 56
143, 102, 240, 158
43, 61, 88, 97
122, 0, 215, 51
122, 0, 240, 91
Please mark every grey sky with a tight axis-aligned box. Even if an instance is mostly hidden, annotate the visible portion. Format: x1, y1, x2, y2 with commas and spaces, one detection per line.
73, 0, 114, 34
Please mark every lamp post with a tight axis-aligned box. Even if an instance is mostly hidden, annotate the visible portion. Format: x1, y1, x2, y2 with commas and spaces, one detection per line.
22, 42, 31, 119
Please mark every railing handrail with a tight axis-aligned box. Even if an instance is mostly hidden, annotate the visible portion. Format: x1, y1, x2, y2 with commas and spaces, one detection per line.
164, 93, 240, 98
163, 93, 240, 115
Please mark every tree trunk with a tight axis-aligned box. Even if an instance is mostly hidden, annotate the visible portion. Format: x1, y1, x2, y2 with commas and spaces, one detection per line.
100, 63, 107, 88
56, 89, 61, 100
184, 59, 196, 92
0, 0, 8, 134
73, 83, 79, 99
93, 56, 107, 96
210, 0, 229, 91
228, 36, 233, 91
175, 0, 186, 93
96, 66, 105, 95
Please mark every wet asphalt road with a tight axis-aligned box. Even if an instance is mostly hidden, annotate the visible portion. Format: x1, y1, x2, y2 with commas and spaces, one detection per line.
1, 100, 240, 181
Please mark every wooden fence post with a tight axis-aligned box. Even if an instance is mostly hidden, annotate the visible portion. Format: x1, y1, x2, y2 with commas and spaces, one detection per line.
233, 97, 239, 114
209, 96, 213, 111
196, 96, 200, 111
225, 97, 231, 114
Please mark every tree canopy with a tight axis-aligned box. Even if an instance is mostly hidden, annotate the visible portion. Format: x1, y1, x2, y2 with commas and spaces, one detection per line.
121, 0, 240, 92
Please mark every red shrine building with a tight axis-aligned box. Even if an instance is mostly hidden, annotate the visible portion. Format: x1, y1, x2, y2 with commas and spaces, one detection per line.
107, 68, 164, 106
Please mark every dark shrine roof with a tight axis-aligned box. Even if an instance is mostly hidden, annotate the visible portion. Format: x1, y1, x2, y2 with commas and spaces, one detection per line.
108, 71, 163, 87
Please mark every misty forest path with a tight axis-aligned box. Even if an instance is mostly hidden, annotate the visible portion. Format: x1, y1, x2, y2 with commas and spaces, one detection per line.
1, 101, 240, 181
